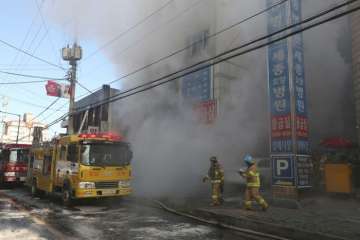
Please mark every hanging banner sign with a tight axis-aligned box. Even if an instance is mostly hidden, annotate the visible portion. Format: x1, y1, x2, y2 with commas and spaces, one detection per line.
182, 66, 211, 102
291, 0, 310, 155
193, 100, 217, 124
45, 80, 70, 98
268, 0, 312, 188
267, 1, 293, 153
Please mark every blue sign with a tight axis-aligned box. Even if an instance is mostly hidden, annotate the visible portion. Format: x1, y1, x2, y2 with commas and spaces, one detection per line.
272, 155, 295, 186
291, 0, 307, 117
268, 42, 291, 115
267, 1, 293, 153
267, 0, 288, 34
291, 0, 310, 155
272, 139, 293, 153
182, 67, 211, 101
268, 0, 311, 187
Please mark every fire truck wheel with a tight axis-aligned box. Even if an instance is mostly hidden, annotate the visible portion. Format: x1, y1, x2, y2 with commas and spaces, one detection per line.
62, 186, 73, 207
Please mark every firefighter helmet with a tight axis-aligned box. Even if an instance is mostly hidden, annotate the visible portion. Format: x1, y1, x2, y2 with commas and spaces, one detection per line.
243, 154, 254, 166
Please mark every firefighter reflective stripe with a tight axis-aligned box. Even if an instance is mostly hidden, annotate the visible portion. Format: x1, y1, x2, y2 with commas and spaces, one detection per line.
255, 196, 268, 209
209, 167, 224, 181
211, 180, 222, 183
244, 201, 252, 210
211, 183, 221, 205
219, 169, 224, 182
246, 170, 260, 187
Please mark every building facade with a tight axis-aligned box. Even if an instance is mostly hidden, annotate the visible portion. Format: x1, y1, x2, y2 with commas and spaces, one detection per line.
73, 84, 120, 134
352, 2, 360, 144
1, 113, 49, 145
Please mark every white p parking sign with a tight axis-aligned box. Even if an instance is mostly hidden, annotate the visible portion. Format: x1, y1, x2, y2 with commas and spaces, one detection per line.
272, 155, 295, 186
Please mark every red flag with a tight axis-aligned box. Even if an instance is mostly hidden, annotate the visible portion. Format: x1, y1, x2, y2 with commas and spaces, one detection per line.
45, 80, 60, 97
45, 81, 70, 98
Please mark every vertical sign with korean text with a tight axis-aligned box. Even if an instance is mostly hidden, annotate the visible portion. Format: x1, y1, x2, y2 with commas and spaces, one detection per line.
182, 67, 211, 102
267, 1, 293, 153
291, 0, 310, 155
193, 100, 217, 124
268, 0, 312, 187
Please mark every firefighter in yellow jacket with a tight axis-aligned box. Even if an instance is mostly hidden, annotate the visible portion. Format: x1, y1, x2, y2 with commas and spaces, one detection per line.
239, 154, 269, 211
203, 156, 224, 206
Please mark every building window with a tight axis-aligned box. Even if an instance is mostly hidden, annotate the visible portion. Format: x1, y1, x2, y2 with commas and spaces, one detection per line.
102, 104, 109, 121
190, 30, 209, 57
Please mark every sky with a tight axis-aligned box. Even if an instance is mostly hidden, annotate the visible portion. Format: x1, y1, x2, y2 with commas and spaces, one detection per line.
0, 0, 118, 136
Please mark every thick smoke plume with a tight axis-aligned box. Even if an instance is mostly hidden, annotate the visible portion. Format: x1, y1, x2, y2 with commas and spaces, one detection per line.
45, 0, 355, 198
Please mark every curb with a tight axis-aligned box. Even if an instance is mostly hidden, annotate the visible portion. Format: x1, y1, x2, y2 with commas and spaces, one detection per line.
154, 200, 290, 240
191, 208, 349, 240
155, 199, 350, 240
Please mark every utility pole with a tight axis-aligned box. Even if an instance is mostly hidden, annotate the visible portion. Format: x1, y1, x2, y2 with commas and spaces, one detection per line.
62, 43, 82, 134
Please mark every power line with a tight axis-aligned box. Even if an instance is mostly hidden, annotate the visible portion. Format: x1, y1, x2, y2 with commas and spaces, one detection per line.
84, 0, 175, 61
75, 80, 93, 94
3, 11, 65, 101
78, 0, 288, 97
8, 4, 41, 73
45, 0, 359, 130
33, 97, 60, 120
79, 0, 205, 81
0, 70, 66, 80
0, 38, 65, 70
0, 80, 53, 85
0, 3, 47, 100
39, 84, 92, 123
105, 0, 289, 86
76, 0, 357, 113
0, 93, 65, 111
34, 0, 63, 69
40, 101, 68, 123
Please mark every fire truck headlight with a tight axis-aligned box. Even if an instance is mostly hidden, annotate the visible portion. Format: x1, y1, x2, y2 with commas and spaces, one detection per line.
79, 182, 95, 189
4, 172, 16, 177
118, 180, 130, 188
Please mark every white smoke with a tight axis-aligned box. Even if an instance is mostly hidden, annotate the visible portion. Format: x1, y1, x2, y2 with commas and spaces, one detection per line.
43, 0, 355, 197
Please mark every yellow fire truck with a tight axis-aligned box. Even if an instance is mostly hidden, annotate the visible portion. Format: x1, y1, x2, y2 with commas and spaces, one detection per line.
27, 132, 132, 206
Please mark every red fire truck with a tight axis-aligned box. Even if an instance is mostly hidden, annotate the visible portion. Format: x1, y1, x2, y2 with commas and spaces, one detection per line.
0, 144, 31, 186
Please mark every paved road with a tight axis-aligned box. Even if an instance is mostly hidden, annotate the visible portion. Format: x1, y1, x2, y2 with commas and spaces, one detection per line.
0, 188, 269, 240
0, 195, 56, 240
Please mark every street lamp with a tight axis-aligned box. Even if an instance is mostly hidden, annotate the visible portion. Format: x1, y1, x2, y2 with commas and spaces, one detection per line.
0, 110, 21, 144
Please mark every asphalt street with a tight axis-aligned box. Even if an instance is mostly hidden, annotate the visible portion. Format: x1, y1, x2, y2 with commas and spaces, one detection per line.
0, 188, 272, 240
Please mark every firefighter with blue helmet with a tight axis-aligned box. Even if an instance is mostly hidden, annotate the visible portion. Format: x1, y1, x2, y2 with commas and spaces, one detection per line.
239, 154, 268, 211
203, 156, 224, 206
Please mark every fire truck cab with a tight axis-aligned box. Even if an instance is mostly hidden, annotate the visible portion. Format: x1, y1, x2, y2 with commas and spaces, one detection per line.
27, 132, 132, 205
0, 144, 31, 186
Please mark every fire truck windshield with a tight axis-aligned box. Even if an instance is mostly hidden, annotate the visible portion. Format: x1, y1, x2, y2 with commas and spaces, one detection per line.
80, 142, 132, 167
9, 149, 29, 163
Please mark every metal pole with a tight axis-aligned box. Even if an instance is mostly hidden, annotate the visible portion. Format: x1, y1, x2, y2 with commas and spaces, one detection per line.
16, 114, 20, 144
68, 60, 77, 135
62, 43, 81, 135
